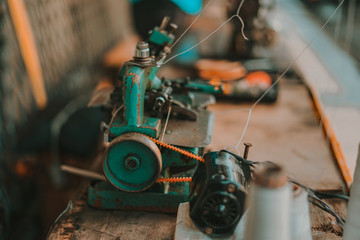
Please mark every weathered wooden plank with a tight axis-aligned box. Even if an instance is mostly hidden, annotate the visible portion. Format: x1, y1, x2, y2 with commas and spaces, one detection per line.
48, 80, 347, 239
310, 199, 346, 240
72, 207, 176, 240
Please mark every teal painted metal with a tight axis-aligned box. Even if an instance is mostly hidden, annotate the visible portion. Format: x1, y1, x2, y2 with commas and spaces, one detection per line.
104, 133, 162, 192
123, 67, 145, 126
110, 116, 161, 138
122, 64, 159, 127
130, 0, 203, 15
107, 58, 200, 192
88, 180, 189, 212
161, 147, 199, 169
149, 29, 174, 46
110, 62, 162, 138
185, 81, 223, 95
98, 19, 213, 209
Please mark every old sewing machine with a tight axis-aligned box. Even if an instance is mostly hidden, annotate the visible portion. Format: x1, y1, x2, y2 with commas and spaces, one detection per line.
88, 17, 221, 212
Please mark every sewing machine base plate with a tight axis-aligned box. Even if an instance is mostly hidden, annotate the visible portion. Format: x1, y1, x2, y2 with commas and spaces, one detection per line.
88, 180, 190, 213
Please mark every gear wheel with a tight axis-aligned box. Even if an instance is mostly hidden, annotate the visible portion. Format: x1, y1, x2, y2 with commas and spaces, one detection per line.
104, 133, 162, 192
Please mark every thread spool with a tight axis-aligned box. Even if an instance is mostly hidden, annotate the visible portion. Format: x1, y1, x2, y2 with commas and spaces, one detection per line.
291, 185, 312, 240
244, 163, 291, 240
343, 144, 360, 240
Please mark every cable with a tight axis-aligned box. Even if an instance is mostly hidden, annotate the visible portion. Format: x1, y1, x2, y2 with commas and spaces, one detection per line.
46, 201, 73, 238
290, 179, 346, 229
229, 0, 345, 153
170, 0, 215, 50
312, 190, 349, 201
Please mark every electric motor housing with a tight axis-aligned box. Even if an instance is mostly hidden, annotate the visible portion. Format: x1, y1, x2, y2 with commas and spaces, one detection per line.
189, 151, 249, 236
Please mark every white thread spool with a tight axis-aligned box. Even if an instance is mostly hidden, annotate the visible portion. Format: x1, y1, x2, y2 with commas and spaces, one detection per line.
291, 185, 312, 240
343, 144, 360, 240
244, 164, 292, 240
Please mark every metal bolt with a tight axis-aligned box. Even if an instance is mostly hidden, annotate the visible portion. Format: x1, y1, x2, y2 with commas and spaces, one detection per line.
243, 142, 252, 160
227, 183, 236, 193
134, 41, 150, 59
124, 156, 141, 171
167, 23, 178, 34
159, 16, 171, 31
205, 227, 213, 235
100, 121, 108, 132
202, 209, 209, 215
136, 41, 148, 50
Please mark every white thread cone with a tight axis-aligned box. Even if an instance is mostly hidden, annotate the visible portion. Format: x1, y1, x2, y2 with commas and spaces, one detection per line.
343, 144, 360, 240
291, 186, 312, 240
244, 164, 291, 240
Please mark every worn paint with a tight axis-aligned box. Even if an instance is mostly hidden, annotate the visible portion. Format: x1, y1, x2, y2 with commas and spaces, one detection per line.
88, 181, 189, 212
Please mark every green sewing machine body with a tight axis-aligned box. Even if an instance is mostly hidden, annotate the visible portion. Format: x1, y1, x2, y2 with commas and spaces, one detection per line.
88, 17, 217, 211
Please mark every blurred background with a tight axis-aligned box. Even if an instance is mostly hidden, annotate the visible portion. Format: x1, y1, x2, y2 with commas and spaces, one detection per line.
0, 0, 358, 239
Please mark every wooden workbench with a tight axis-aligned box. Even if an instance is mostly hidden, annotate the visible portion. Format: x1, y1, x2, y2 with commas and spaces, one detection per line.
48, 79, 346, 240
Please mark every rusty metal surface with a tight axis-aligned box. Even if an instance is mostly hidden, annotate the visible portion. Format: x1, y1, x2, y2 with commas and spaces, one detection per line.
163, 110, 214, 148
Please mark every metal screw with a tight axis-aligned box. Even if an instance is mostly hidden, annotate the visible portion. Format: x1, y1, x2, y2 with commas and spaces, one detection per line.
124, 156, 141, 171
227, 183, 236, 193
159, 16, 171, 31
136, 41, 148, 50
167, 23, 178, 34
205, 227, 213, 235
202, 209, 209, 215
243, 142, 252, 160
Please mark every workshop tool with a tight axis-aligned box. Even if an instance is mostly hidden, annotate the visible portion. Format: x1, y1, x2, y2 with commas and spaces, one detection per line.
88, 17, 218, 212
194, 59, 279, 103
189, 150, 252, 236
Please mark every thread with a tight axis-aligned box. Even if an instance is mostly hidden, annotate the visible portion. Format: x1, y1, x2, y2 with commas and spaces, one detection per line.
344, 0, 356, 51
244, 164, 291, 240
170, 0, 215, 50
162, 0, 248, 65
229, 0, 345, 152
334, 0, 343, 42
291, 186, 312, 240
160, 105, 172, 144
343, 144, 360, 240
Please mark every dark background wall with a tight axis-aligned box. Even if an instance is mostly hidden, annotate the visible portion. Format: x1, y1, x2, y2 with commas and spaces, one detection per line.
0, 0, 133, 239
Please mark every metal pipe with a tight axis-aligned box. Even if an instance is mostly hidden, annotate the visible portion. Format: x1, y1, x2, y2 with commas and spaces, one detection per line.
61, 165, 106, 181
